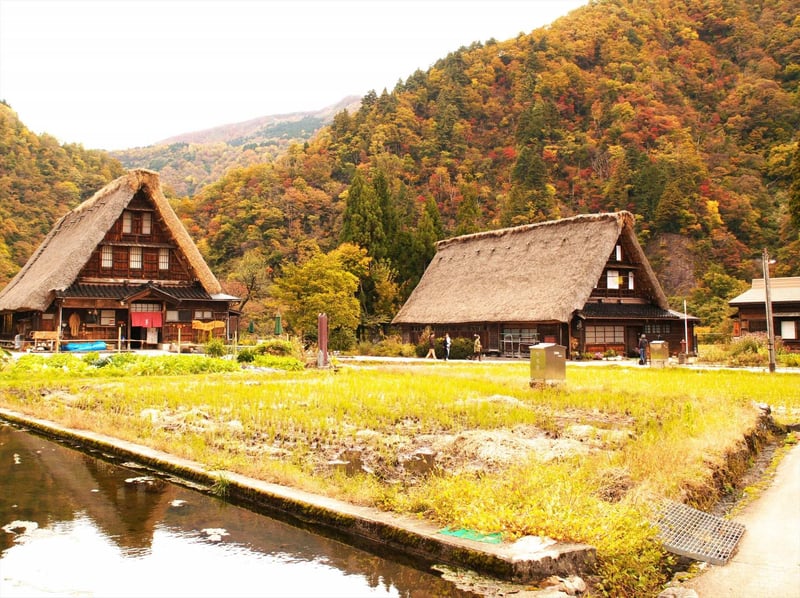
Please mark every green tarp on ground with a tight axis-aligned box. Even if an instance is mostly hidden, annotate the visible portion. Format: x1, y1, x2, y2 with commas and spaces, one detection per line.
438, 527, 503, 544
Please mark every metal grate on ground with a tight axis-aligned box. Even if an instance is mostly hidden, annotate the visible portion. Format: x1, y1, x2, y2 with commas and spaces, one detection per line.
655, 499, 746, 565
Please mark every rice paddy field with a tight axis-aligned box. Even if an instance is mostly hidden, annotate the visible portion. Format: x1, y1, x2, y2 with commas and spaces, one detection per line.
1, 352, 797, 596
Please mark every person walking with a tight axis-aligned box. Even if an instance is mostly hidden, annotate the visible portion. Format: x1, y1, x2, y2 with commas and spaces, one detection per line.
444, 333, 452, 361
638, 333, 649, 365
473, 334, 482, 361
425, 333, 437, 359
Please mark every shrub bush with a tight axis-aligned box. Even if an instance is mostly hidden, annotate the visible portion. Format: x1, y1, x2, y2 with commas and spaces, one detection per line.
204, 338, 226, 358
778, 352, 800, 367
237, 338, 303, 362
696, 344, 728, 364
449, 337, 473, 360
368, 336, 416, 357
729, 335, 763, 356
237, 347, 256, 363
329, 328, 356, 352
258, 338, 297, 357
414, 337, 474, 360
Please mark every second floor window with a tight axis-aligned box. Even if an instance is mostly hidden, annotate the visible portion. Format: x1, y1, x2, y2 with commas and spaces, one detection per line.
122, 211, 132, 233
130, 247, 142, 269
101, 246, 113, 268
142, 212, 152, 235
159, 247, 169, 270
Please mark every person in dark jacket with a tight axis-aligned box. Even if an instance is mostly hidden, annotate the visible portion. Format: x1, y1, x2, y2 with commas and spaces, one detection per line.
638, 334, 649, 365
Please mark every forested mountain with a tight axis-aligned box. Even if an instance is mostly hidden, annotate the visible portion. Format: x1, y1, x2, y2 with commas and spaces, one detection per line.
0, 102, 125, 282
1, 0, 798, 339
180, 0, 798, 333
112, 97, 361, 196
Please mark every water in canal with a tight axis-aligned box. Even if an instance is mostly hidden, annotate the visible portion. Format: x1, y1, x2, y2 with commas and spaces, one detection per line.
0, 424, 475, 597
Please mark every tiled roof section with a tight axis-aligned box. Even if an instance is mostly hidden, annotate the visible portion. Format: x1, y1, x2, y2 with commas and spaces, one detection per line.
61, 283, 212, 301
581, 302, 679, 319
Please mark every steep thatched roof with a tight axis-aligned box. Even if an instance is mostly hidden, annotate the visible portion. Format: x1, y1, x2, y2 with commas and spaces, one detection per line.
392, 211, 669, 325
0, 169, 222, 312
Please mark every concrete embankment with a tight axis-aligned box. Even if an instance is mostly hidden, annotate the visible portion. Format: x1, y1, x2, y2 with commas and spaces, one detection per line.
0, 406, 595, 585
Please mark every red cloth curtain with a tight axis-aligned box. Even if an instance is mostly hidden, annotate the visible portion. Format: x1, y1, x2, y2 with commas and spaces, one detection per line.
130, 312, 163, 328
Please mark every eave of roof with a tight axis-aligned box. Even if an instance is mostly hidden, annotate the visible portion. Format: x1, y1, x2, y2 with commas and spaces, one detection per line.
581, 302, 688, 320
58, 282, 214, 303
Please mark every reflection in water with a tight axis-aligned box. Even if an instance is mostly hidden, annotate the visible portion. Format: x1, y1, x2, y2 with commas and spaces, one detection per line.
1, 424, 473, 597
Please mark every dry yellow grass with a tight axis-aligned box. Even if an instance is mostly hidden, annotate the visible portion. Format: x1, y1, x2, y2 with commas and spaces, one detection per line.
1, 355, 797, 596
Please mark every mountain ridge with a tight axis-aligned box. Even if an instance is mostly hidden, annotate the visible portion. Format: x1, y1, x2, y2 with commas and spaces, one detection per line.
1, 0, 798, 338
153, 95, 362, 146
111, 96, 361, 196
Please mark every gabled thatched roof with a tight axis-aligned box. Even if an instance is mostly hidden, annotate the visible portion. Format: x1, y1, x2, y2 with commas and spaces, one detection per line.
0, 169, 222, 312
392, 211, 669, 325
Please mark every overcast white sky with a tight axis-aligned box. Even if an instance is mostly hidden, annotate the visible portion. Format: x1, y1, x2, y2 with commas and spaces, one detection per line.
0, 0, 586, 150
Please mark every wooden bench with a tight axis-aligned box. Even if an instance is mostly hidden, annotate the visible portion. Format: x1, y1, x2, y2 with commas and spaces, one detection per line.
31, 330, 59, 351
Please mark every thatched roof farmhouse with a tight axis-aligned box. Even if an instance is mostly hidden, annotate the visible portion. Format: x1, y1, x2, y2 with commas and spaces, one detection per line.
0, 169, 238, 351
393, 211, 696, 358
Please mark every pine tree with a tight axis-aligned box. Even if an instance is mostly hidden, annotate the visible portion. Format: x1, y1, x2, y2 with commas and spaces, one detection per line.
340, 170, 386, 259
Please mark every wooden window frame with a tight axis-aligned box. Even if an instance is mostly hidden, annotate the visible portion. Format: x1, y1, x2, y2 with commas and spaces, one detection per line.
159, 247, 169, 270
130, 246, 142, 269
101, 245, 113, 269
142, 212, 152, 235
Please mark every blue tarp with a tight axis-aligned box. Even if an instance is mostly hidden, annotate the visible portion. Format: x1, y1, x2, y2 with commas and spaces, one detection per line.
62, 341, 107, 352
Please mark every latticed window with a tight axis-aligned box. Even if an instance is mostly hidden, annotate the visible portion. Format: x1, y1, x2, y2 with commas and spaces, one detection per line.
159, 247, 169, 270
644, 323, 672, 335
101, 246, 113, 268
585, 325, 624, 344
131, 303, 160, 312
130, 246, 142, 269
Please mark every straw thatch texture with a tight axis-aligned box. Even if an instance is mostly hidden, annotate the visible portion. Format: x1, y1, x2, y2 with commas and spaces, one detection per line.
392, 212, 668, 325
0, 170, 221, 312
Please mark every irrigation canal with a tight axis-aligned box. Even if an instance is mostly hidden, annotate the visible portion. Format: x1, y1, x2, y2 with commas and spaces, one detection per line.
0, 423, 476, 597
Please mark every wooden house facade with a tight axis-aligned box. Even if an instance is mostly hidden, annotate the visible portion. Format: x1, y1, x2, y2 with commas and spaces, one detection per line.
0, 170, 239, 351
392, 212, 696, 358
729, 277, 800, 352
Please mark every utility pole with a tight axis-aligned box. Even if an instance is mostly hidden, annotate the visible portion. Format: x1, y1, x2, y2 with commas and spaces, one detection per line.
762, 248, 776, 373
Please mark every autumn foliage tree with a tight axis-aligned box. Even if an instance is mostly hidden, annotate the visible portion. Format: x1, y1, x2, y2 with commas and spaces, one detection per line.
272, 244, 363, 347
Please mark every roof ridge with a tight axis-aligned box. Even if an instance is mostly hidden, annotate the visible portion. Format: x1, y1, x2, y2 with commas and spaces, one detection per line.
436, 211, 632, 249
